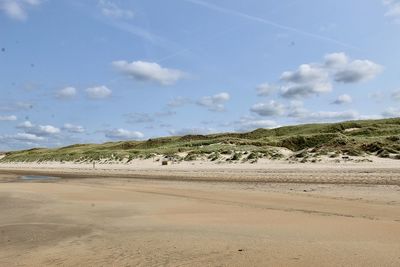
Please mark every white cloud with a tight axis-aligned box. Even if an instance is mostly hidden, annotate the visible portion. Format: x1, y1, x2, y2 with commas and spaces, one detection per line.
0, 102, 33, 112
112, 60, 185, 85
280, 64, 332, 99
0, 115, 17, 121
281, 82, 332, 99
63, 123, 85, 133
0, 0, 41, 21
57, 86, 77, 99
17, 121, 60, 136
0, 132, 43, 149
382, 107, 400, 118
85, 85, 112, 99
383, 0, 400, 22
196, 92, 230, 112
17, 120, 34, 128
250, 100, 285, 117
279, 53, 382, 99
289, 108, 358, 122
306, 110, 359, 121
167, 96, 192, 108
16, 102, 33, 109
324, 52, 348, 68
391, 89, 400, 101
256, 83, 276, 96
281, 64, 328, 84
286, 101, 359, 121
332, 94, 352, 105
13, 132, 44, 141
125, 113, 154, 124
228, 116, 278, 132
98, 0, 134, 19
333, 60, 383, 83
105, 128, 144, 140
168, 127, 217, 136
34, 125, 61, 135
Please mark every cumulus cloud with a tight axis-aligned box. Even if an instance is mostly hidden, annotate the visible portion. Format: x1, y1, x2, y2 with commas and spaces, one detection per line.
0, 115, 17, 121
57, 86, 77, 99
332, 94, 352, 105
279, 52, 382, 99
280, 64, 332, 99
391, 89, 400, 101
32, 125, 60, 135
98, 0, 134, 19
62, 123, 85, 133
196, 92, 230, 112
333, 60, 383, 83
250, 100, 285, 117
17, 121, 60, 136
105, 128, 144, 140
281, 82, 332, 99
17, 120, 34, 128
112, 60, 185, 85
286, 101, 359, 121
281, 64, 328, 84
256, 83, 276, 96
0, 0, 41, 21
12, 132, 44, 141
85, 85, 112, 99
324, 52, 348, 68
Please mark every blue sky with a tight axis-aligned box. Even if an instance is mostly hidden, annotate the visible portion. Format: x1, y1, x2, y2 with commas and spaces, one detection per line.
1, 0, 400, 150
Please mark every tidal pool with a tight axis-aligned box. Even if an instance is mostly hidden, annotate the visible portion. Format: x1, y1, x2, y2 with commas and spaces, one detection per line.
20, 175, 61, 181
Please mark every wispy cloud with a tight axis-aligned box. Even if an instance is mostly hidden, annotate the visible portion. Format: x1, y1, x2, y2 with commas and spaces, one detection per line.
196, 92, 230, 112
183, 0, 358, 49
98, 0, 134, 19
0, 0, 41, 21
0, 115, 17, 121
105, 128, 144, 140
383, 0, 400, 23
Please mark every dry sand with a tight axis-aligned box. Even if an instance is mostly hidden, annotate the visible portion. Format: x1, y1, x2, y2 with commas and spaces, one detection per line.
0, 161, 400, 266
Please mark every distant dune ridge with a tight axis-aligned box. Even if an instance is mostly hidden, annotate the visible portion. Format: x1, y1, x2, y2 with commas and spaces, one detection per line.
1, 118, 400, 164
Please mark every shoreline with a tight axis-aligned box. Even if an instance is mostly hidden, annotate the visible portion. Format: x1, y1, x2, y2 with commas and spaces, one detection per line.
1, 159, 400, 185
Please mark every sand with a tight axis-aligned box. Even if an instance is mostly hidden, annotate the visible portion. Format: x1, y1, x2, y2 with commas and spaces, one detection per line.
0, 161, 400, 266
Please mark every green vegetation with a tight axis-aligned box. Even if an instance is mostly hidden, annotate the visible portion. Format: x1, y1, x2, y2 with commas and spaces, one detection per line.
1, 118, 400, 162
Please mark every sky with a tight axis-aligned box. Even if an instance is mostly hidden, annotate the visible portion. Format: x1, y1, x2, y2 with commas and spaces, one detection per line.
1, 0, 400, 151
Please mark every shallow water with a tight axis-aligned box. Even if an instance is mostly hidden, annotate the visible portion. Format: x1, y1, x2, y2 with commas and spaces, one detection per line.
20, 175, 60, 181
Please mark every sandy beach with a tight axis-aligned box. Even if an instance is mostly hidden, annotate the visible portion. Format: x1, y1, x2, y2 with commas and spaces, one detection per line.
1, 161, 400, 266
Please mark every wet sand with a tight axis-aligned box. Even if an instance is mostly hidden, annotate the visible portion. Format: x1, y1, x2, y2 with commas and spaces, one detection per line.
0, 168, 400, 266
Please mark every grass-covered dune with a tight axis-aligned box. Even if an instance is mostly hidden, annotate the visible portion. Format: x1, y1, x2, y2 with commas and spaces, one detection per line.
1, 118, 400, 163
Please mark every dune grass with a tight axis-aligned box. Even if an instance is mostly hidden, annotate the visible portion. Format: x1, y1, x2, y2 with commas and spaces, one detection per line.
1, 118, 400, 163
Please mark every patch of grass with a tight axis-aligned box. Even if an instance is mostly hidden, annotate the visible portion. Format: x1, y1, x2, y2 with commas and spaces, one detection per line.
2, 118, 400, 162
